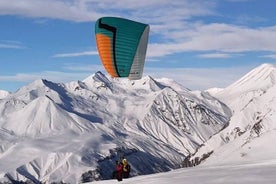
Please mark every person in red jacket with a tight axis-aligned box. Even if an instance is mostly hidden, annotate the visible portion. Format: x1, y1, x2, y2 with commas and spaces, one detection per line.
116, 161, 123, 181
112, 160, 123, 181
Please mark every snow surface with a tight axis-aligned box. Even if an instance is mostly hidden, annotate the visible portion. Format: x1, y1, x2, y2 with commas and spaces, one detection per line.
91, 160, 276, 184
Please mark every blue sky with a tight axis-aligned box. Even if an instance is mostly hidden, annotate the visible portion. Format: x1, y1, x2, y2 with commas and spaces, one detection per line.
1, 0, 276, 92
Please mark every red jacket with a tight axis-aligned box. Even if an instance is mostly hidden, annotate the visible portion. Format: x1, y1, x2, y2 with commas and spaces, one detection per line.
116, 163, 123, 172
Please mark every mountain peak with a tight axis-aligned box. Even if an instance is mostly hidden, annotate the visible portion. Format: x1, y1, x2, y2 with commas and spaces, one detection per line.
258, 63, 275, 69
83, 72, 165, 92
220, 63, 276, 96
83, 71, 113, 90
126, 75, 166, 91
156, 77, 190, 92
17, 79, 53, 91
92, 71, 110, 81
30, 78, 47, 87
0, 90, 10, 99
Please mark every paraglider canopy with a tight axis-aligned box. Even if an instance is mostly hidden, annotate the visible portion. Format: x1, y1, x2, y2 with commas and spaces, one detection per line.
95, 17, 150, 80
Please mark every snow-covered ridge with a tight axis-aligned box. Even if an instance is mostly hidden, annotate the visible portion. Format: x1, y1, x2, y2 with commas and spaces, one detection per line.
0, 72, 230, 183
186, 63, 276, 167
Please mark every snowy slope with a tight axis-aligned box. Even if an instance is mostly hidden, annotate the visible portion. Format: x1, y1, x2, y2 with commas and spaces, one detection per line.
0, 72, 230, 183
188, 63, 276, 167
91, 159, 276, 184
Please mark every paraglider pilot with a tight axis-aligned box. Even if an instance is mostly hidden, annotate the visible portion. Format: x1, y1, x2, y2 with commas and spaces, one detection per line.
122, 158, 131, 178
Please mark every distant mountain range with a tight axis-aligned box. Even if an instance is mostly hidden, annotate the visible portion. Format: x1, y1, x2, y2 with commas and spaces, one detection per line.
0, 63, 275, 183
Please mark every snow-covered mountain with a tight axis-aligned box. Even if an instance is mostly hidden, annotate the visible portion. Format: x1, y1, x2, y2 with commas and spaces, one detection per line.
187, 63, 276, 166
0, 72, 230, 183
0, 90, 9, 99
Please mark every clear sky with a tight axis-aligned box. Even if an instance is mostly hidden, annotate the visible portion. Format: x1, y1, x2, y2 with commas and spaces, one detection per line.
1, 0, 276, 92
